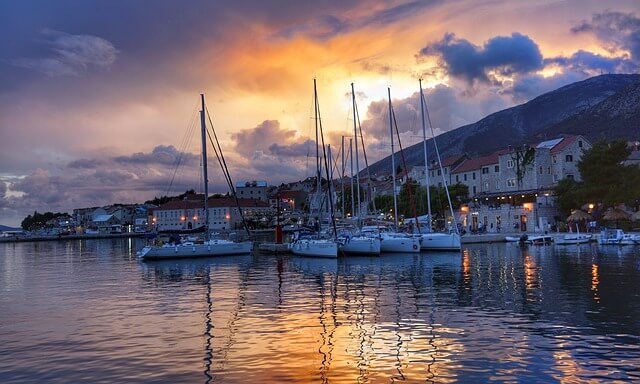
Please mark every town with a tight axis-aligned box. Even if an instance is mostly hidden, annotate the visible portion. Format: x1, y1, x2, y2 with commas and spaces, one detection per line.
5, 135, 639, 243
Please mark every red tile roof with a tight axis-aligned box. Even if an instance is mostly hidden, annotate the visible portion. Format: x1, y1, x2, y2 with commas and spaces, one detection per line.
428, 154, 467, 170
452, 149, 507, 173
550, 135, 578, 154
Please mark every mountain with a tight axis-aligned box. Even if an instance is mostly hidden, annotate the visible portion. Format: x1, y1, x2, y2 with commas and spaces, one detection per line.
367, 74, 640, 175
536, 79, 640, 141
0, 225, 21, 231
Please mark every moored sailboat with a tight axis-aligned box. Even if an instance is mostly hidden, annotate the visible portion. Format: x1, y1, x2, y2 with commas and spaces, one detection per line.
137, 94, 252, 260
414, 80, 461, 251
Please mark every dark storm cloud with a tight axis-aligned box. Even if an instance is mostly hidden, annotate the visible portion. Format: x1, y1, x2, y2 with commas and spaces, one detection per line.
546, 50, 634, 73
508, 72, 587, 103
8, 29, 118, 76
113, 145, 198, 166
419, 32, 544, 83
572, 11, 640, 63
274, 1, 433, 41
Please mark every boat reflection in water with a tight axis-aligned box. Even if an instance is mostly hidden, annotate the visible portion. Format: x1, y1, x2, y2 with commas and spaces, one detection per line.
136, 243, 640, 383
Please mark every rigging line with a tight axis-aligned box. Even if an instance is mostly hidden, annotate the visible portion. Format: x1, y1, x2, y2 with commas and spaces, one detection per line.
422, 92, 458, 233
316, 90, 338, 238
165, 104, 199, 197
391, 104, 420, 224
354, 99, 376, 214
205, 108, 252, 237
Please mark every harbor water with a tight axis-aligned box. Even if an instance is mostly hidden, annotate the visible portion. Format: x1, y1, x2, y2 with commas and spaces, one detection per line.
1, 239, 639, 382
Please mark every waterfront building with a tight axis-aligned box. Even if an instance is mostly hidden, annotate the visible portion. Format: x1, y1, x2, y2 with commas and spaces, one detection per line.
150, 196, 273, 232
427, 154, 468, 188
236, 180, 268, 202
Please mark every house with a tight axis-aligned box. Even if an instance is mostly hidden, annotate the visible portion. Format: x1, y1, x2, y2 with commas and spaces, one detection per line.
427, 154, 468, 188
92, 214, 122, 233
236, 180, 268, 202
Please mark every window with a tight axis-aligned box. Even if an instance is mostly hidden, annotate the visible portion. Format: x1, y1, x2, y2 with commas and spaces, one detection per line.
456, 175, 459, 182
578, 140, 583, 148
437, 170, 441, 176
496, 180, 500, 190
565, 154, 573, 162
472, 186, 476, 194
547, 167, 551, 174
507, 179, 516, 187
553, 155, 557, 163
472, 172, 476, 180
495, 165, 499, 172
464, 174, 467, 181
507, 160, 514, 168
539, 166, 543, 174
445, 168, 448, 174
483, 181, 489, 191
567, 174, 574, 180
482, 167, 489, 174
553, 174, 558, 182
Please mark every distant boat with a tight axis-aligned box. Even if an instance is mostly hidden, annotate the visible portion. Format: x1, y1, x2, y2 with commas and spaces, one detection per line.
138, 94, 252, 260
598, 229, 640, 245
555, 234, 591, 245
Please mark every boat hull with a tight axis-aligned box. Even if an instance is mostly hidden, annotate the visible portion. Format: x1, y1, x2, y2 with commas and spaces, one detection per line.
338, 236, 381, 256
380, 235, 420, 253
555, 234, 591, 245
418, 233, 461, 251
137, 241, 253, 260
290, 239, 338, 258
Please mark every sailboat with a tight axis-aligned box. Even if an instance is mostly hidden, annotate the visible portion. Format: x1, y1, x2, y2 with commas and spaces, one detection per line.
137, 94, 253, 260
415, 80, 461, 251
290, 80, 338, 259
368, 87, 420, 254
337, 83, 381, 256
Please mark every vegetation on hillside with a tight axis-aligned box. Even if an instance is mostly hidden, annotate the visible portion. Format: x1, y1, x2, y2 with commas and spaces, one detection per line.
21, 211, 67, 230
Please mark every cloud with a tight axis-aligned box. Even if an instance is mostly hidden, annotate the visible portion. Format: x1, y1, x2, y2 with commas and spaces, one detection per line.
67, 158, 106, 169
269, 140, 315, 157
508, 71, 587, 102
9, 29, 118, 76
113, 145, 198, 166
571, 11, 640, 63
273, 1, 430, 41
545, 50, 633, 74
232, 120, 304, 159
419, 32, 544, 83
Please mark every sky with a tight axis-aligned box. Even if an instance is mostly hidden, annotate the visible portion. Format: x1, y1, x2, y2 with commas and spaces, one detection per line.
0, 0, 639, 227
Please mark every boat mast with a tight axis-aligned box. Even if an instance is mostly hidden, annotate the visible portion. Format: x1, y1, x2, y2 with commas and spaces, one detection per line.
388, 88, 399, 227
419, 79, 432, 232
351, 83, 361, 219
200, 94, 210, 239
350, 138, 355, 217
314, 79, 322, 237
341, 135, 345, 218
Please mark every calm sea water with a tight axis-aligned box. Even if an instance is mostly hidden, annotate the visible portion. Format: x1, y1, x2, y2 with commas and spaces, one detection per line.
1, 239, 639, 383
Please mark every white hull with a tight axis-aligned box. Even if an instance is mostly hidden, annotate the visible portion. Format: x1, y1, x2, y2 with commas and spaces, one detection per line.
598, 229, 640, 245
290, 239, 338, 258
380, 234, 420, 253
555, 234, 591, 245
418, 233, 461, 251
137, 240, 253, 260
338, 236, 381, 256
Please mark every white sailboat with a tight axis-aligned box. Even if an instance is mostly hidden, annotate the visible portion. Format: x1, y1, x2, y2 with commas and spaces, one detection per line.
415, 80, 461, 251
290, 79, 338, 259
137, 94, 252, 260
337, 83, 381, 256
555, 224, 591, 245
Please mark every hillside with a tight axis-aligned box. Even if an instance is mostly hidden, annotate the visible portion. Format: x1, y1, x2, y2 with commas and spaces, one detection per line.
367, 74, 640, 175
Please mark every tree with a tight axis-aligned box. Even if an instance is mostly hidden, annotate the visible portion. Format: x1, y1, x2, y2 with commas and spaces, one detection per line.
578, 140, 638, 207
510, 146, 535, 189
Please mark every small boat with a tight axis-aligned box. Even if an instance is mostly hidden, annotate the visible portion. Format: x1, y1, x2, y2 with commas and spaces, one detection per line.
555, 233, 592, 245
505, 234, 553, 244
416, 232, 462, 251
599, 229, 640, 245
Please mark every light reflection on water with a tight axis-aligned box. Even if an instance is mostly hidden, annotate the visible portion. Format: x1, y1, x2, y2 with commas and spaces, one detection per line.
1, 239, 640, 383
